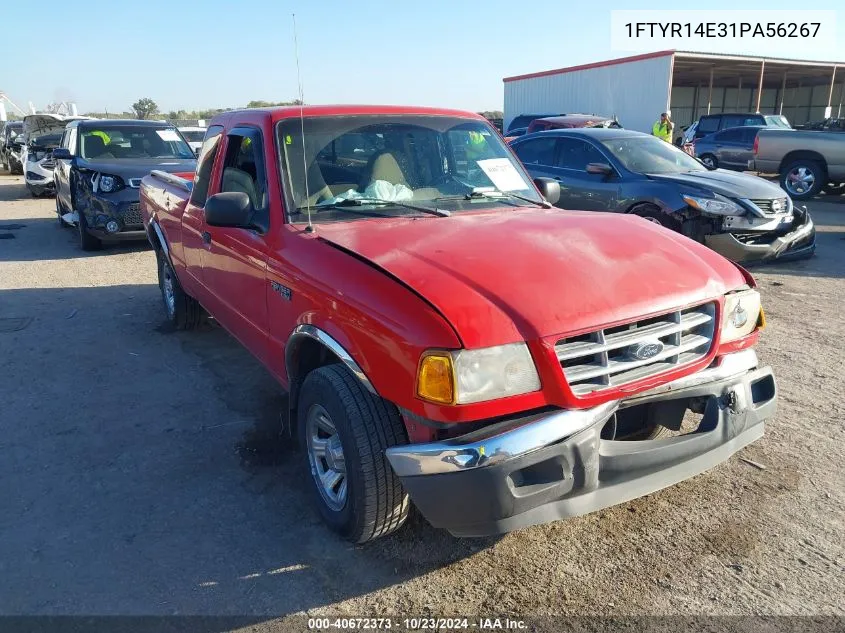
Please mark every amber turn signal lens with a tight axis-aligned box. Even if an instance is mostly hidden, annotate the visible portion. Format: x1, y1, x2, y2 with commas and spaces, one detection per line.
417, 354, 454, 404
757, 306, 766, 330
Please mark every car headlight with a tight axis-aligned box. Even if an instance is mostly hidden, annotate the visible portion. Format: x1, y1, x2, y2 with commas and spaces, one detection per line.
721, 289, 762, 343
683, 194, 744, 216
417, 343, 541, 405
92, 173, 123, 193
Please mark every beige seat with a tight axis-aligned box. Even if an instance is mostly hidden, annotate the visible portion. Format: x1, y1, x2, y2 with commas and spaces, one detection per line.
221, 167, 258, 208
367, 152, 409, 187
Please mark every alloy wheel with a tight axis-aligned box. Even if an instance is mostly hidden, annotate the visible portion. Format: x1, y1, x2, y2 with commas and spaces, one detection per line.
786, 166, 815, 196
306, 403, 348, 511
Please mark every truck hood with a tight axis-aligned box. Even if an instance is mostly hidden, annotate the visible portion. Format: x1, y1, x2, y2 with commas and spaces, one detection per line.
315, 209, 746, 347
647, 169, 785, 199
77, 157, 197, 179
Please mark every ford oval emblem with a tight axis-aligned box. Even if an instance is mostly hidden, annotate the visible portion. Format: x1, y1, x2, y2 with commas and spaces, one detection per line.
627, 340, 664, 361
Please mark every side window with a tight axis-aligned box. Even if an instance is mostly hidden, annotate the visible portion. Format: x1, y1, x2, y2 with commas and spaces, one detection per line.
741, 128, 760, 143
556, 139, 605, 171
698, 116, 719, 134
190, 125, 224, 207
513, 138, 557, 166
220, 129, 267, 211
716, 128, 743, 142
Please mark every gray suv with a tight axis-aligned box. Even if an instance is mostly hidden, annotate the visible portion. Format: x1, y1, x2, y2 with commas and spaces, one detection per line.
679, 113, 791, 145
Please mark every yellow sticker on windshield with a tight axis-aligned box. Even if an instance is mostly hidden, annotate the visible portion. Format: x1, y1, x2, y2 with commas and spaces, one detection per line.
285, 135, 292, 145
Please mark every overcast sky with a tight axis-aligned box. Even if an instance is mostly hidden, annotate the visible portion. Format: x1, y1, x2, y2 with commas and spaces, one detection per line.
1, 0, 842, 115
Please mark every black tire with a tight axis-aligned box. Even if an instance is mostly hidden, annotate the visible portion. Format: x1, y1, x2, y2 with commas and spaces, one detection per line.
780, 159, 825, 200
630, 203, 683, 233
157, 251, 203, 329
56, 195, 70, 227
699, 153, 718, 169
298, 364, 410, 543
611, 407, 672, 441
821, 182, 845, 196
77, 210, 102, 251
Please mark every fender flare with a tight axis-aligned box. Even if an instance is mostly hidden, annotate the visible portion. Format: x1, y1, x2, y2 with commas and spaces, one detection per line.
285, 324, 378, 398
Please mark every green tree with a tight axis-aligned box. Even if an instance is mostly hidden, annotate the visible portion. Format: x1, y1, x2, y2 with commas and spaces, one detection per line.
132, 98, 159, 120
246, 99, 303, 108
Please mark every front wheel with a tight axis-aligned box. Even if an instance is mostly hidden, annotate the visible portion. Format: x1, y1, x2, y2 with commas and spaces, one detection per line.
781, 159, 825, 200
77, 211, 102, 251
630, 203, 684, 233
298, 364, 410, 543
699, 153, 718, 169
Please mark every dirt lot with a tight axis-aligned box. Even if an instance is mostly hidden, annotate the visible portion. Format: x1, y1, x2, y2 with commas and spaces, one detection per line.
0, 173, 842, 620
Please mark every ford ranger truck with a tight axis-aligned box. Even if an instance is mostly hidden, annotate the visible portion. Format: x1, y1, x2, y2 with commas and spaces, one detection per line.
140, 105, 776, 542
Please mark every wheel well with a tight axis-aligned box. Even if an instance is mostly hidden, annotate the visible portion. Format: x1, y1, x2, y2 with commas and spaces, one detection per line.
286, 337, 345, 424
779, 151, 827, 174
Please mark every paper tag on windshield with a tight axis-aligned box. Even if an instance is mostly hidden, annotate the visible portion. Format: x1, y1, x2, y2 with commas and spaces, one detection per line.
156, 129, 181, 142
477, 158, 528, 191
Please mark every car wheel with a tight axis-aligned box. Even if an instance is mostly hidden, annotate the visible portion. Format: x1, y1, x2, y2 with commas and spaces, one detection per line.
77, 211, 102, 251
157, 251, 203, 329
56, 196, 70, 227
700, 154, 718, 169
298, 364, 410, 543
630, 203, 684, 233
781, 159, 825, 200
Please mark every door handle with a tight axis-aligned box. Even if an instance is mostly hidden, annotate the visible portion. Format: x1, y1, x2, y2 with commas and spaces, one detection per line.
202, 231, 211, 245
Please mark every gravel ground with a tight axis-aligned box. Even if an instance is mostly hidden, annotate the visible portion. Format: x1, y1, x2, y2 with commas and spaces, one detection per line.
0, 173, 842, 621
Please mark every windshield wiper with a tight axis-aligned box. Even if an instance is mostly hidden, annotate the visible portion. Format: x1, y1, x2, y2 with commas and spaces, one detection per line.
313, 197, 450, 217
436, 188, 552, 209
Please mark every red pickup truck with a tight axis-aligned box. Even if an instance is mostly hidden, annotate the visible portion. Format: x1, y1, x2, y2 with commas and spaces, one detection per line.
140, 105, 776, 542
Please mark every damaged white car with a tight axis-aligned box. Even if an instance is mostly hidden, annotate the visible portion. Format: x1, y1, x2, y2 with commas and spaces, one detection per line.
22, 114, 87, 197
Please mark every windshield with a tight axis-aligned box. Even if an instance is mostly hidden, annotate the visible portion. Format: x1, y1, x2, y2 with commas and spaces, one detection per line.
30, 132, 62, 148
601, 136, 707, 174
180, 130, 206, 142
79, 126, 194, 160
764, 115, 791, 129
277, 115, 542, 223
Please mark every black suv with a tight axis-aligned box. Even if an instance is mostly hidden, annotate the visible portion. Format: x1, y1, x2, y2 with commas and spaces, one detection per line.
679, 112, 791, 145
52, 119, 196, 250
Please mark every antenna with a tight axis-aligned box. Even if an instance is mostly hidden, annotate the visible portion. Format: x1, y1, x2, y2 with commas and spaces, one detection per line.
292, 14, 313, 233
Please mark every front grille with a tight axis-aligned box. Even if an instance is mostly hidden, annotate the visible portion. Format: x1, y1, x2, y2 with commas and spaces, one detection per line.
749, 197, 787, 214
123, 203, 142, 226
555, 303, 716, 396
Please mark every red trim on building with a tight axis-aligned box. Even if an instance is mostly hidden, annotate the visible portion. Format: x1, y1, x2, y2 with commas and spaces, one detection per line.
503, 50, 676, 83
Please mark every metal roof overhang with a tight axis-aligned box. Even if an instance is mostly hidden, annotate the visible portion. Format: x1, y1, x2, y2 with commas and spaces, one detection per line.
672, 51, 841, 89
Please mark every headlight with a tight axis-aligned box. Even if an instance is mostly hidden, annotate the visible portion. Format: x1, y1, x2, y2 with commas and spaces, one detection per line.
92, 173, 123, 193
683, 194, 744, 216
721, 289, 762, 343
99, 174, 117, 193
417, 343, 541, 405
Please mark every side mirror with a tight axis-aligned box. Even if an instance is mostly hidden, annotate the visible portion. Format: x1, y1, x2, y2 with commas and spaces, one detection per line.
52, 148, 72, 160
194, 147, 201, 158
205, 192, 254, 228
533, 177, 560, 205
586, 162, 613, 176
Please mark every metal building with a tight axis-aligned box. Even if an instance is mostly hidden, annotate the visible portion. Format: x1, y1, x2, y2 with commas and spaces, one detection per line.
503, 50, 843, 133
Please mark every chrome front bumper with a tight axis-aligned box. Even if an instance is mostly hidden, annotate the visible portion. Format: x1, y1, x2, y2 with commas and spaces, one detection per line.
387, 350, 775, 536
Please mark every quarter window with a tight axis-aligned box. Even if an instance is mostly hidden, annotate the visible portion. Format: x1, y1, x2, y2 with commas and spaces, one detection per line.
190, 125, 224, 207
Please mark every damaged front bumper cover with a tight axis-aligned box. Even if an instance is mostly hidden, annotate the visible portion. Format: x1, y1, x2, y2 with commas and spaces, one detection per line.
705, 207, 816, 264
76, 188, 146, 242
386, 349, 775, 537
